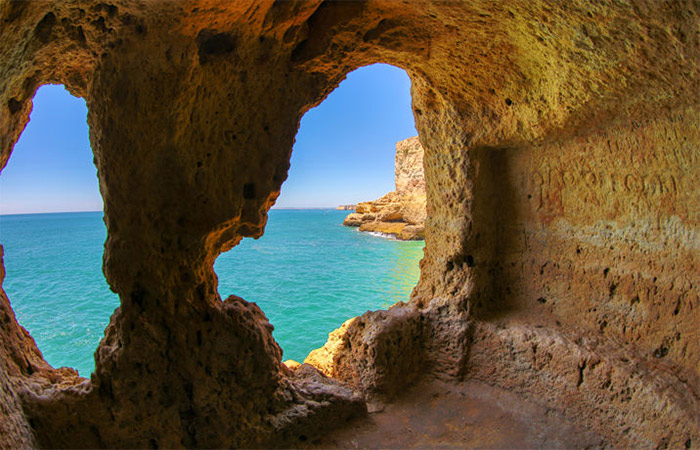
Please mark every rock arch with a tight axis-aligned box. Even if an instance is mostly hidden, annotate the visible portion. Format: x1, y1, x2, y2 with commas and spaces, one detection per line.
1, 1, 697, 447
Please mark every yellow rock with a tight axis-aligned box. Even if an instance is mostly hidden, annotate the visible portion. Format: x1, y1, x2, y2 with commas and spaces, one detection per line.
282, 359, 301, 370
343, 137, 426, 240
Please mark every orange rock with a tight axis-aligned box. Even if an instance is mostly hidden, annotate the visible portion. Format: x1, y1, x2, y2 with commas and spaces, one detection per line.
343, 137, 426, 240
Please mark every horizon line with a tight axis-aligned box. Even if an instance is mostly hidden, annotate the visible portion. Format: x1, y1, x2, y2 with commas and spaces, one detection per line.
0, 206, 353, 217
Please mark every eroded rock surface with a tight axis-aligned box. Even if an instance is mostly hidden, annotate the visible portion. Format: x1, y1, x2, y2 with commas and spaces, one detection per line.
344, 136, 427, 240
0, 0, 698, 448
305, 303, 425, 407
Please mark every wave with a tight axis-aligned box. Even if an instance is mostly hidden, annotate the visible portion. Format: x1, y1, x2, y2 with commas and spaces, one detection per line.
365, 231, 398, 240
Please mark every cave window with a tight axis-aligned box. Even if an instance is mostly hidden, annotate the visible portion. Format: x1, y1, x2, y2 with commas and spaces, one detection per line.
0, 84, 118, 377
214, 63, 425, 363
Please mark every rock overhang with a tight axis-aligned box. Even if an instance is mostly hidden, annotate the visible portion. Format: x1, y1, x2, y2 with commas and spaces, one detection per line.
0, 0, 698, 448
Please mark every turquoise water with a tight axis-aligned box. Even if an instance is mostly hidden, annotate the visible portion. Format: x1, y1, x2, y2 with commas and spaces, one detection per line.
0, 210, 423, 376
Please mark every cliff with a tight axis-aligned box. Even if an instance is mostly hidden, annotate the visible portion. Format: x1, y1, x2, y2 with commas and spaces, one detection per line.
343, 136, 426, 240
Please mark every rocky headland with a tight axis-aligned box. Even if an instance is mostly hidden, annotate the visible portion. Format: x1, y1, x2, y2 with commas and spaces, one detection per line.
343, 136, 426, 240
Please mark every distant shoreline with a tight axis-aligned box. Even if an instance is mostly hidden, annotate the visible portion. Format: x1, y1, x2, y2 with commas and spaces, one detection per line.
0, 207, 347, 217
0, 210, 103, 217
270, 207, 339, 210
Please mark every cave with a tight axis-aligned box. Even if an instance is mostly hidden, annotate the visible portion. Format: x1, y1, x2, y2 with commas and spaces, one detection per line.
0, 1, 698, 448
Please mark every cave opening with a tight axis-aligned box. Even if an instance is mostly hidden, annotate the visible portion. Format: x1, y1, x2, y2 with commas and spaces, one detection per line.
214, 63, 426, 363
0, 84, 118, 378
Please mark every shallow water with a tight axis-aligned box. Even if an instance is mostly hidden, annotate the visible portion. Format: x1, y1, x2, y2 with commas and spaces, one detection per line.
0, 209, 423, 376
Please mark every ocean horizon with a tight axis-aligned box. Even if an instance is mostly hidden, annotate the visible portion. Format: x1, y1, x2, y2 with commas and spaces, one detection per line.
0, 207, 348, 217
0, 209, 423, 377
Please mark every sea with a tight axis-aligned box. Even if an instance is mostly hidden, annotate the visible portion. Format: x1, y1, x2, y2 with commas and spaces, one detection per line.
0, 209, 423, 377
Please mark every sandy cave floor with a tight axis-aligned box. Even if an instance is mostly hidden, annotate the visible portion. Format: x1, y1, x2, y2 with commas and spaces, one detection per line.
307, 379, 604, 449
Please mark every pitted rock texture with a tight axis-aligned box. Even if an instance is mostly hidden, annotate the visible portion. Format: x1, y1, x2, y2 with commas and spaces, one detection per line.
0, 0, 698, 448
268, 363, 367, 443
344, 136, 427, 240
466, 320, 699, 449
304, 303, 424, 406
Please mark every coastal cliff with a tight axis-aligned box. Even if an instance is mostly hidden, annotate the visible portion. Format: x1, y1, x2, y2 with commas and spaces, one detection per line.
343, 136, 426, 240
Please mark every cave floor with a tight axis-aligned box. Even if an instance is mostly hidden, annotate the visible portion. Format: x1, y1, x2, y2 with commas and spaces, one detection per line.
309, 378, 604, 449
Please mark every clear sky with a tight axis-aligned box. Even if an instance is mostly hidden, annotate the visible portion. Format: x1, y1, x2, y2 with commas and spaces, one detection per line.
0, 85, 99, 215
276, 63, 417, 208
0, 63, 416, 214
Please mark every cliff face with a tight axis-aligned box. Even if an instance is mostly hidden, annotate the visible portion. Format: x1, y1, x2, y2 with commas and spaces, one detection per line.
344, 136, 426, 240
0, 1, 698, 448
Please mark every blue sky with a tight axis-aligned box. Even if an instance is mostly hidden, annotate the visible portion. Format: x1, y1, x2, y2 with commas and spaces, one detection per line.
0, 63, 416, 214
0, 86, 98, 214
277, 63, 417, 208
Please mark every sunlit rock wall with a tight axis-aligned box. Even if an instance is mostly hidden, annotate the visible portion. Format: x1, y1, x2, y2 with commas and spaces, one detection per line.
0, 0, 698, 448
459, 109, 699, 447
343, 136, 427, 239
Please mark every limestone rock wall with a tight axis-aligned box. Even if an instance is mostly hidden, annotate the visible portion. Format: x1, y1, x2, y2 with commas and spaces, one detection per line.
343, 136, 427, 239
395, 136, 425, 196
455, 109, 700, 447
0, 0, 698, 448
465, 109, 699, 383
304, 303, 425, 407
